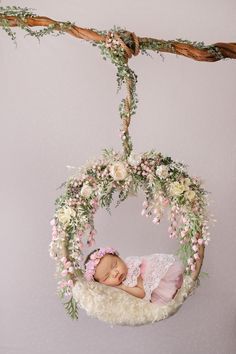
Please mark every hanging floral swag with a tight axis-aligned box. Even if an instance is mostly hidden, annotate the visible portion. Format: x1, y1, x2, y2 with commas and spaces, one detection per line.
49, 148, 213, 317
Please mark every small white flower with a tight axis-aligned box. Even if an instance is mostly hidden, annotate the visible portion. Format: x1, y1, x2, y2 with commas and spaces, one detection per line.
127, 152, 142, 167
169, 181, 185, 196
56, 206, 76, 227
61, 269, 68, 277
197, 238, 204, 245
187, 258, 194, 265
109, 162, 127, 181
192, 244, 198, 252
184, 190, 196, 201
80, 184, 93, 198
184, 177, 191, 186
155, 165, 169, 179
194, 253, 200, 260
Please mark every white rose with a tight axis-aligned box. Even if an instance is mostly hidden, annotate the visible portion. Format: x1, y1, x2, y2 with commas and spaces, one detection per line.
179, 177, 191, 191
155, 165, 169, 179
56, 206, 76, 226
80, 184, 93, 198
169, 181, 186, 196
184, 177, 191, 186
109, 162, 128, 181
184, 190, 196, 201
127, 152, 142, 167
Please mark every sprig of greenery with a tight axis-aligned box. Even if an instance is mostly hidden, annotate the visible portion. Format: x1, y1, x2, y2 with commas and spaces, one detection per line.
0, 6, 74, 44
0, 5, 37, 17
174, 38, 225, 60
63, 297, 79, 320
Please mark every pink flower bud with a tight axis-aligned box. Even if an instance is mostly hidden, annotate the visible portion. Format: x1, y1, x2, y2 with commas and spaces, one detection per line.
172, 221, 178, 228
78, 241, 84, 249
192, 244, 198, 252
187, 258, 193, 265
60, 257, 67, 264
191, 264, 196, 272
68, 267, 74, 273
61, 269, 68, 277
194, 253, 200, 260
142, 201, 148, 208
67, 280, 73, 287
152, 217, 158, 224
90, 229, 97, 237
162, 198, 169, 207
65, 261, 72, 268
50, 218, 56, 226
197, 238, 204, 245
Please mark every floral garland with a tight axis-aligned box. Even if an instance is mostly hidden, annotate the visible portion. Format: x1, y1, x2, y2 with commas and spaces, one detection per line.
49, 148, 214, 319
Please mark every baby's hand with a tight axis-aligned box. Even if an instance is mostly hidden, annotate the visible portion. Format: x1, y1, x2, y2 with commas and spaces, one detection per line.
137, 274, 143, 288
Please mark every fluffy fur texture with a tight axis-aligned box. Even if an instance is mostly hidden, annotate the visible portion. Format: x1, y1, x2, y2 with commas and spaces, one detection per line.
72, 275, 200, 326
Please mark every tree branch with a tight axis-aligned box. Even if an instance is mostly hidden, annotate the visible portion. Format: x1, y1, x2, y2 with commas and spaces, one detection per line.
1, 14, 236, 62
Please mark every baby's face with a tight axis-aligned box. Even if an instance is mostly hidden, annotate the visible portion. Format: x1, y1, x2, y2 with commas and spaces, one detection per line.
94, 254, 128, 286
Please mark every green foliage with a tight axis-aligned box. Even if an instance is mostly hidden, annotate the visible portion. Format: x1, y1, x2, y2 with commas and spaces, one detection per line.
63, 297, 79, 320
199, 271, 209, 278
0, 18, 16, 41
0, 6, 74, 44
174, 38, 225, 60
89, 27, 139, 156
0, 5, 37, 17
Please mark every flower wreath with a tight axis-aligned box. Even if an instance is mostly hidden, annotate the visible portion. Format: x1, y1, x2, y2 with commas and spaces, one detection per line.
49, 148, 214, 320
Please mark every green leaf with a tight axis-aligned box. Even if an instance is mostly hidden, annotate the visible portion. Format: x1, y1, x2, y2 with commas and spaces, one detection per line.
63, 297, 79, 320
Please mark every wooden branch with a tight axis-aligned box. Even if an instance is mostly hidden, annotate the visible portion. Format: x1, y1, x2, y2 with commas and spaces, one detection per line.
2, 15, 236, 62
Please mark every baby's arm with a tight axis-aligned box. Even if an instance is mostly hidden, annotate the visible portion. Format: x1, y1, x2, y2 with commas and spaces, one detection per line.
115, 275, 145, 299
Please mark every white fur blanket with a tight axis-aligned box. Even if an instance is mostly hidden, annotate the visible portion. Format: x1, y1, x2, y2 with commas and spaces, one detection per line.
72, 275, 200, 326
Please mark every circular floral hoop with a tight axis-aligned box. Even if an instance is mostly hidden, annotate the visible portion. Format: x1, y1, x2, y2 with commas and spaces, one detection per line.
49, 148, 213, 321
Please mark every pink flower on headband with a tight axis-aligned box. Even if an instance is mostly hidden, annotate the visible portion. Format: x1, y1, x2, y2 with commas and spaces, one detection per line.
84, 247, 119, 281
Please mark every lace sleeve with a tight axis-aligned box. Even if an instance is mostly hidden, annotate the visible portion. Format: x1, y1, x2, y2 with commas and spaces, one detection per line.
122, 256, 142, 287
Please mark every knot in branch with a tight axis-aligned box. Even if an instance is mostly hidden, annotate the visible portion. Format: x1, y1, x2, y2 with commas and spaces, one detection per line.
105, 30, 140, 62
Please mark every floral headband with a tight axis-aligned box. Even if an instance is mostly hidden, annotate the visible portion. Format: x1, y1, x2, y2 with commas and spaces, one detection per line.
84, 247, 119, 281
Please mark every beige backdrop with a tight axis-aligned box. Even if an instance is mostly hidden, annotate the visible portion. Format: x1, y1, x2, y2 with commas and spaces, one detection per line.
1, 0, 236, 353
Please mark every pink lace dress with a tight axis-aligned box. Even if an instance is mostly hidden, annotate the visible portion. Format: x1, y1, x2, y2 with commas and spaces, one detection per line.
122, 253, 185, 305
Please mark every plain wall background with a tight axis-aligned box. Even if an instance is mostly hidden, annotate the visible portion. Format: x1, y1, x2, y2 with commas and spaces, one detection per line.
1, 0, 236, 353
